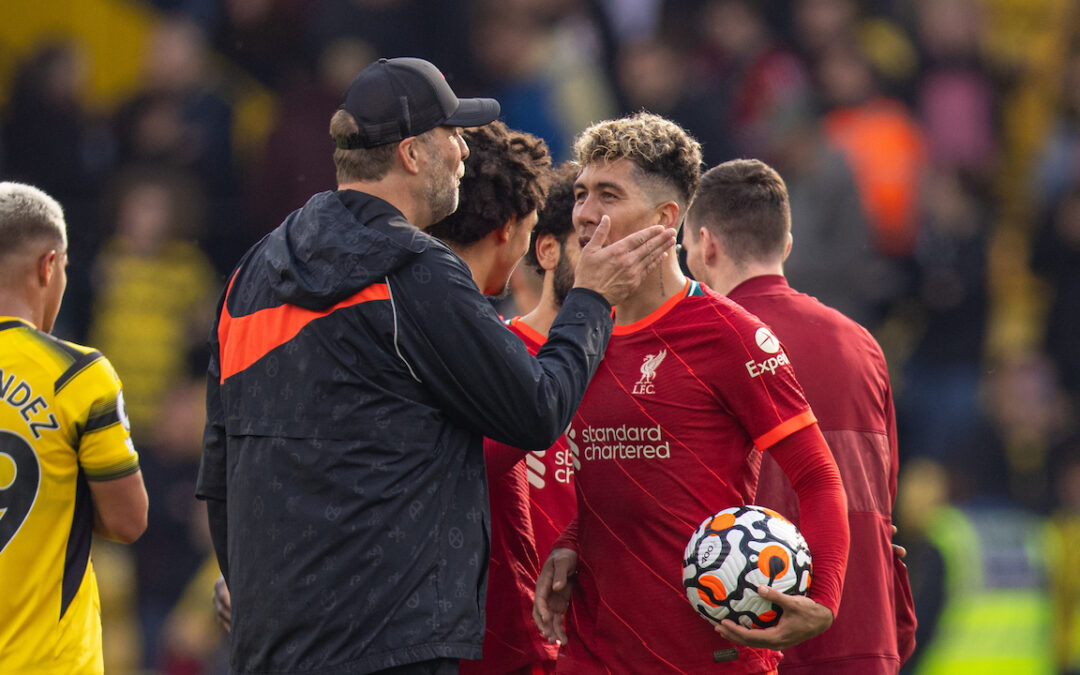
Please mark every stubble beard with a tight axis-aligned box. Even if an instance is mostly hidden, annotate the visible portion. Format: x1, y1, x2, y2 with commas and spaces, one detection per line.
552, 245, 575, 307
424, 162, 460, 225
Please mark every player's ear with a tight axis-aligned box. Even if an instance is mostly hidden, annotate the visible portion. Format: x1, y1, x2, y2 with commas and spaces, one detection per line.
782, 232, 793, 261
535, 233, 560, 272
37, 249, 57, 287
700, 228, 721, 265
495, 216, 516, 244
656, 201, 679, 229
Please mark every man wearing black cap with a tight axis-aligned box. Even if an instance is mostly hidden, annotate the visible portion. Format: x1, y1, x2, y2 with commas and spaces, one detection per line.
196, 58, 675, 675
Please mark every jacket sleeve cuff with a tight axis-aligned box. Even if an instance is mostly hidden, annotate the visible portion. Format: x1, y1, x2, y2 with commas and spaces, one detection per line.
564, 287, 611, 314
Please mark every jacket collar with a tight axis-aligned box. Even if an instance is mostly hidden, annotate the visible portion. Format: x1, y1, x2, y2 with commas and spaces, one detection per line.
335, 189, 430, 254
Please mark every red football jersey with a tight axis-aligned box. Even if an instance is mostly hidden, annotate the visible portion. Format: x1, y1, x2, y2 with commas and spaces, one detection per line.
557, 280, 816, 674
462, 318, 575, 674
736, 275, 916, 674
465, 439, 554, 675
506, 318, 578, 560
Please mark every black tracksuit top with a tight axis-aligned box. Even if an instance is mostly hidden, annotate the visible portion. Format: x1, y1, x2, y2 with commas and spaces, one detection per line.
197, 189, 612, 674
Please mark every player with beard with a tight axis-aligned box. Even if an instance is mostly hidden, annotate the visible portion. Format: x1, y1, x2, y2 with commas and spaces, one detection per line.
210, 125, 581, 674
426, 121, 550, 299
503, 162, 581, 566
532, 114, 850, 674
196, 59, 676, 675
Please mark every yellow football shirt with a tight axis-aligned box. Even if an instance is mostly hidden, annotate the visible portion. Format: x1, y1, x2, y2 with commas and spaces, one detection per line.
0, 317, 139, 674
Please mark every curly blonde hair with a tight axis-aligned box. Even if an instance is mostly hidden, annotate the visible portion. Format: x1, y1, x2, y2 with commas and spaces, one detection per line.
573, 112, 703, 209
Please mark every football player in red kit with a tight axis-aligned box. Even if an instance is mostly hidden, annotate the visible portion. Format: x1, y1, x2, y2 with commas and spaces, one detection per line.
533, 114, 850, 674
679, 158, 915, 674
499, 163, 582, 564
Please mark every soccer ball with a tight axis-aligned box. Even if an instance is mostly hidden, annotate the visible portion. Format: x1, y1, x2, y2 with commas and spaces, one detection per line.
682, 505, 812, 629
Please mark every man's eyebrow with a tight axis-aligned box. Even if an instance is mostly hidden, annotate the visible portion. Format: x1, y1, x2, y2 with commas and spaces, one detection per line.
575, 180, 626, 193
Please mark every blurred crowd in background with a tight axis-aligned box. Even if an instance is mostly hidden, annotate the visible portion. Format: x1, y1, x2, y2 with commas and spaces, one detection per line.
3, 0, 1080, 672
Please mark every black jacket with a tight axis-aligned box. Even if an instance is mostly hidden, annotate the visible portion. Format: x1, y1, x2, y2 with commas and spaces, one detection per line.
196, 190, 611, 674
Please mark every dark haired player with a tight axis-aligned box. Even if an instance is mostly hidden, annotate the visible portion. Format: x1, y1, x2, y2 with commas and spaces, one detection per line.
682, 159, 915, 674
432, 121, 552, 675
443, 160, 583, 675
511, 162, 582, 564
426, 121, 551, 297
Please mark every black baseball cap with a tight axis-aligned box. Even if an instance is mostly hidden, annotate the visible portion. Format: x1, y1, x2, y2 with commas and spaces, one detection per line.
337, 57, 500, 149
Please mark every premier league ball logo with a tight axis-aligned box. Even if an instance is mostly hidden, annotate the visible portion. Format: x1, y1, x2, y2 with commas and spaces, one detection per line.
682, 505, 812, 629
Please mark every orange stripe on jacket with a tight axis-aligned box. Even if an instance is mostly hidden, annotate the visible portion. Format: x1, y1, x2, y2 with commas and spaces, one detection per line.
218, 282, 390, 382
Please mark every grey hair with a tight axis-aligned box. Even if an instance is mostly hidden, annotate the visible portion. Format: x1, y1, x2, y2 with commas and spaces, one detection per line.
0, 182, 68, 253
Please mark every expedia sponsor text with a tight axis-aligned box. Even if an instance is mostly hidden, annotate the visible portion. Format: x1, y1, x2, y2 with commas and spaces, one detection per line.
745, 351, 790, 378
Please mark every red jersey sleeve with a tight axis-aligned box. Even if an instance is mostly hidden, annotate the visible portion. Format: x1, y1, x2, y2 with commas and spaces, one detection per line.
552, 515, 579, 554
767, 424, 850, 616
484, 436, 525, 478
707, 307, 816, 449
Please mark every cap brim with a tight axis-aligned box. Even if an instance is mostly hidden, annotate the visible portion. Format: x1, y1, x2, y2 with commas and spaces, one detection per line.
445, 98, 500, 127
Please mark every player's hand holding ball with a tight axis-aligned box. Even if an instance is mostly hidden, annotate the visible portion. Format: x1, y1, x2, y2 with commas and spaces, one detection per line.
714, 584, 833, 650
683, 505, 833, 650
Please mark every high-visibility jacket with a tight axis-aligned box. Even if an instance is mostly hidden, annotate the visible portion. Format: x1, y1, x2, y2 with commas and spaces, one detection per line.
915, 504, 1054, 674
1050, 512, 1080, 672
